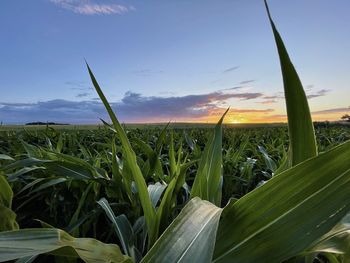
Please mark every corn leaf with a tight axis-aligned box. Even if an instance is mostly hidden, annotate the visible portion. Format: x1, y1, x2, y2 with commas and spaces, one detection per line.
306, 214, 350, 257
86, 64, 156, 246
142, 197, 222, 263
213, 140, 350, 263
0, 228, 131, 263
190, 109, 228, 206
148, 182, 167, 208
0, 154, 14, 161
0, 174, 13, 208
97, 198, 140, 261
265, 0, 317, 169
0, 174, 18, 231
0, 206, 18, 232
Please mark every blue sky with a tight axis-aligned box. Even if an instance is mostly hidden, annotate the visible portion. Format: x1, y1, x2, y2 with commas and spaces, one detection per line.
0, 0, 349, 124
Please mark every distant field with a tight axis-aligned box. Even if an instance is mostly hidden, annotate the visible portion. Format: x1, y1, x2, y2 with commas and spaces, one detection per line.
1, 121, 349, 131
0, 122, 289, 131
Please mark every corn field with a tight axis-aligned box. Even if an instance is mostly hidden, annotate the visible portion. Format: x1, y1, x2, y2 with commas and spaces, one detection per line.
1, 1, 350, 263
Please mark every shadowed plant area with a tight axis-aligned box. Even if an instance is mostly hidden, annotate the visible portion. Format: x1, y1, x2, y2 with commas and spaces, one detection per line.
0, 1, 350, 263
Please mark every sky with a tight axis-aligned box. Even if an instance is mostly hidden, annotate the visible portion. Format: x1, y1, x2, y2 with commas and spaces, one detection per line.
0, 0, 349, 124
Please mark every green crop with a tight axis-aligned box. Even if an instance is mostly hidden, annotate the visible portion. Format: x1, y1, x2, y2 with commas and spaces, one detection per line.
0, 1, 350, 263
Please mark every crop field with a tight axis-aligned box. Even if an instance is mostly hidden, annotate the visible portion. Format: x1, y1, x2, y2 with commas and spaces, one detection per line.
1, 120, 349, 263
1, 2, 350, 263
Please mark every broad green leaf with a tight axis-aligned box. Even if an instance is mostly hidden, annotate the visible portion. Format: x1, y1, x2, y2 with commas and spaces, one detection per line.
0, 174, 13, 208
7, 167, 46, 182
0, 205, 19, 231
3, 158, 52, 173
0, 174, 18, 231
0, 228, 131, 263
190, 109, 228, 206
86, 64, 156, 246
17, 178, 46, 195
97, 198, 139, 261
306, 213, 350, 257
0, 154, 14, 161
258, 145, 277, 172
148, 182, 167, 208
265, 0, 317, 168
213, 140, 350, 263
142, 197, 222, 263
154, 177, 178, 236
30, 178, 67, 194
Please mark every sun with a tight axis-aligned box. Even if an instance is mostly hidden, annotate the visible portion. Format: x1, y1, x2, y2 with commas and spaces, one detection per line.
230, 119, 241, 124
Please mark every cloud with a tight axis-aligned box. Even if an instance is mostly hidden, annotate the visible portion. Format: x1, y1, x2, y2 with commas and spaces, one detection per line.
262, 95, 283, 99
50, 0, 134, 15
2, 92, 346, 124
222, 66, 239, 73
222, 86, 245, 91
239, 79, 255, 85
306, 89, 331, 99
65, 81, 92, 91
76, 92, 90, 98
158, 91, 176, 95
0, 90, 266, 124
257, 88, 331, 104
230, 108, 273, 113
305, 84, 314, 90
249, 107, 349, 123
256, 99, 278, 105
312, 107, 349, 115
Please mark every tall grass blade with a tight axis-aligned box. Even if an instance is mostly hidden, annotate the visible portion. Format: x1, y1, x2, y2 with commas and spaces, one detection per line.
190, 109, 228, 206
86, 63, 156, 246
265, 0, 317, 168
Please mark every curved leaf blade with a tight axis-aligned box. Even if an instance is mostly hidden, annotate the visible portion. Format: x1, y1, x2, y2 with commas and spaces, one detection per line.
86, 63, 156, 245
214, 140, 350, 263
142, 197, 222, 263
265, 0, 317, 168
0, 228, 131, 263
190, 109, 228, 206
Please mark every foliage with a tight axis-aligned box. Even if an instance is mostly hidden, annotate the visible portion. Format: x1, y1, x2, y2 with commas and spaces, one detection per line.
0, 1, 350, 263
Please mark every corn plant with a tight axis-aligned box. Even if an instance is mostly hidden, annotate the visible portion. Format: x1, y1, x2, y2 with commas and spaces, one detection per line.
1, 1, 350, 263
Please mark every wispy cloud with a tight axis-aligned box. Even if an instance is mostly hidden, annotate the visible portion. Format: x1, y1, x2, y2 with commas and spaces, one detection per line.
222, 66, 239, 74
222, 86, 245, 91
50, 0, 134, 15
306, 89, 331, 99
257, 88, 331, 104
65, 81, 92, 91
76, 92, 90, 98
249, 107, 349, 123
312, 107, 349, 115
256, 99, 278, 105
239, 79, 255, 85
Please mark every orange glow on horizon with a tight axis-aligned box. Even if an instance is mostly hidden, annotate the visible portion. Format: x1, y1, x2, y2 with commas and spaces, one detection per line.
137, 109, 349, 124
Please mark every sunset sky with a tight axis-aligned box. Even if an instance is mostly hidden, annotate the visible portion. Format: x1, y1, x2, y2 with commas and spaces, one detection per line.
0, 0, 349, 124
